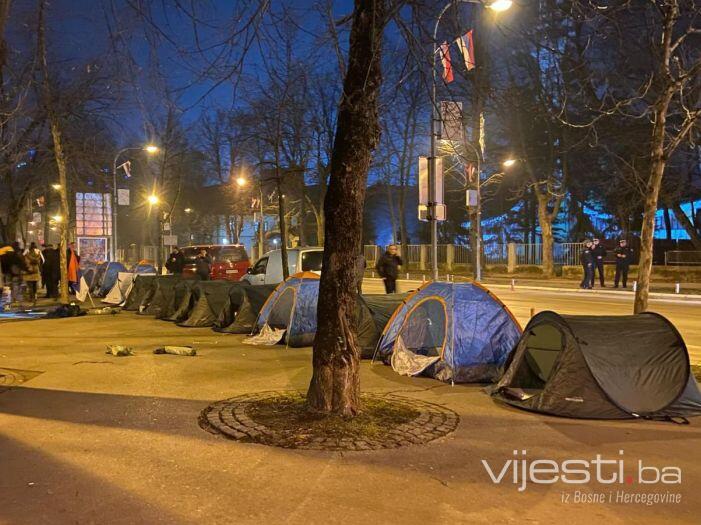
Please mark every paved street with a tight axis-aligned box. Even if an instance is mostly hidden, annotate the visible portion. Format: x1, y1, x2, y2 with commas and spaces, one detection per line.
1, 312, 700, 524
363, 278, 701, 363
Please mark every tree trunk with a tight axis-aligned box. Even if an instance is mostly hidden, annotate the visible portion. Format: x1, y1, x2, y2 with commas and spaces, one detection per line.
307, 0, 384, 416
536, 197, 555, 277
38, 0, 69, 303
663, 207, 672, 241
671, 203, 701, 251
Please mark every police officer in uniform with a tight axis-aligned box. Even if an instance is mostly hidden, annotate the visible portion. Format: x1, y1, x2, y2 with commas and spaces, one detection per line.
614, 239, 634, 288
580, 239, 594, 289
591, 238, 607, 287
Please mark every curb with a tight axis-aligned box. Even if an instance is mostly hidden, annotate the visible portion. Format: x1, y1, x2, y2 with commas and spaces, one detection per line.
363, 278, 701, 304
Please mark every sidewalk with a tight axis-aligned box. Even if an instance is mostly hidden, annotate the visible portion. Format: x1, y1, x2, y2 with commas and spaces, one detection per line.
1, 313, 700, 524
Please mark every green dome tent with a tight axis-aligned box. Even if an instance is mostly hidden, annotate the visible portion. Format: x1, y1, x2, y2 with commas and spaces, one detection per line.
490, 311, 701, 420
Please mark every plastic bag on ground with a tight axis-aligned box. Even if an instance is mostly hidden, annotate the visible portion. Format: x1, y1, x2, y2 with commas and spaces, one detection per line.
243, 324, 286, 346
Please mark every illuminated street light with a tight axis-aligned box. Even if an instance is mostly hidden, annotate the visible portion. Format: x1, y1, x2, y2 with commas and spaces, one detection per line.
51, 215, 63, 223
502, 158, 517, 168
147, 194, 160, 206
236, 176, 247, 187
51, 183, 62, 190
184, 208, 193, 213
487, 0, 513, 12
112, 143, 161, 261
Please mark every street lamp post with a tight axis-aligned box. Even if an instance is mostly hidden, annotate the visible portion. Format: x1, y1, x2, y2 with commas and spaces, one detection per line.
429, 0, 512, 281
111, 145, 159, 262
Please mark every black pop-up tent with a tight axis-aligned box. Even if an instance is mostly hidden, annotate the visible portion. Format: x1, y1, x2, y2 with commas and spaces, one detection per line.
156, 278, 196, 320
139, 275, 180, 317
213, 283, 251, 330
490, 311, 701, 420
178, 281, 244, 328
161, 279, 199, 322
122, 275, 159, 311
356, 293, 408, 358
215, 284, 277, 334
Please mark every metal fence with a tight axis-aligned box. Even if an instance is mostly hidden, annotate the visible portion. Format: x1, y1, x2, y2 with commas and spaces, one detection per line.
665, 251, 701, 266
364, 242, 585, 269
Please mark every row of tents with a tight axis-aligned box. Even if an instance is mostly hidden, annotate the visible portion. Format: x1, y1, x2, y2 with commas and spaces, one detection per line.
83, 261, 157, 298
104, 271, 701, 422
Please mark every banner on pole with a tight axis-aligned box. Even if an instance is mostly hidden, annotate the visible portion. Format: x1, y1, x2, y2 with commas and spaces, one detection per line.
466, 190, 478, 207
418, 156, 444, 206
117, 189, 130, 206
439, 101, 463, 142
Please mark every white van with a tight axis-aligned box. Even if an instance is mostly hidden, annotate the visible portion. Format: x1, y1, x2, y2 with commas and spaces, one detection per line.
242, 247, 324, 285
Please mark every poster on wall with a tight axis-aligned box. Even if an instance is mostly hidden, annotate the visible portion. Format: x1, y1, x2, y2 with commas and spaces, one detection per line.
78, 237, 108, 265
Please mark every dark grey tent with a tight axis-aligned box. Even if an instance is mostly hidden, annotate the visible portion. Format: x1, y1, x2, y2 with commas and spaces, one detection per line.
157, 278, 196, 320
161, 279, 199, 322
139, 275, 180, 317
491, 311, 701, 420
212, 283, 250, 330
177, 281, 243, 327
216, 285, 277, 334
122, 275, 159, 311
356, 293, 407, 358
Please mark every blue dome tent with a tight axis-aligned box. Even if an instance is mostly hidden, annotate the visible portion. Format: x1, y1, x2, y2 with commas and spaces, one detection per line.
254, 272, 320, 347
92, 262, 127, 297
374, 281, 522, 383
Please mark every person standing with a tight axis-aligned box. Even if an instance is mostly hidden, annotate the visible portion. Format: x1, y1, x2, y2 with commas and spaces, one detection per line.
66, 242, 81, 294
591, 238, 607, 287
24, 242, 42, 305
375, 244, 402, 294
166, 247, 185, 275
0, 242, 28, 306
195, 248, 212, 281
580, 240, 594, 289
614, 239, 634, 288
42, 243, 60, 298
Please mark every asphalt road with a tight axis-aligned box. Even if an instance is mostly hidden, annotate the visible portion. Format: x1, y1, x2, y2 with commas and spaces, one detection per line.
362, 278, 701, 363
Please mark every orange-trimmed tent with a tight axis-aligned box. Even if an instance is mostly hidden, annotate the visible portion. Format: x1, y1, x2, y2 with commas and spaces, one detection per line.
254, 272, 320, 347
373, 281, 522, 383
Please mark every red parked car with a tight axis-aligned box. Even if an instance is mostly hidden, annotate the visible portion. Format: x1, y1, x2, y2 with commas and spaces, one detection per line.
181, 245, 250, 281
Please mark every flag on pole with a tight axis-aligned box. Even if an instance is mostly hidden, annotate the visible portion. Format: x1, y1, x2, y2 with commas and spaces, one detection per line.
439, 42, 454, 83
76, 276, 89, 302
455, 30, 476, 71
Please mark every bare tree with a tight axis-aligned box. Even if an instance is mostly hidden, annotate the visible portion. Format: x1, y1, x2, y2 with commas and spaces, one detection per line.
307, 0, 385, 416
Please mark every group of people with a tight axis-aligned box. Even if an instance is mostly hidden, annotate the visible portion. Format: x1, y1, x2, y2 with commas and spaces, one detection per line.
0, 241, 81, 306
580, 238, 634, 289
166, 246, 212, 280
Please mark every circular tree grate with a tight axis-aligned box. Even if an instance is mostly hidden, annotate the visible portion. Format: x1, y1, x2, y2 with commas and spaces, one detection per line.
199, 391, 459, 451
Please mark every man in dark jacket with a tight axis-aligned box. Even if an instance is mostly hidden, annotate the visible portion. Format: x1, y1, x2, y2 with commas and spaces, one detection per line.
614, 239, 634, 288
580, 240, 594, 289
376, 245, 402, 294
0, 242, 28, 305
42, 244, 60, 298
591, 238, 607, 287
195, 248, 212, 280
166, 247, 185, 275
